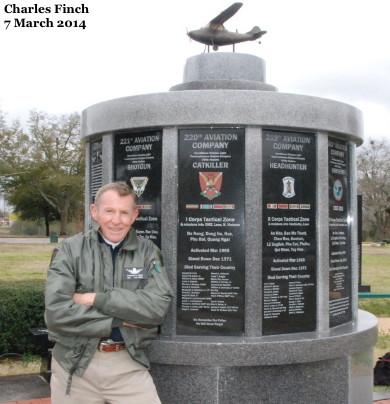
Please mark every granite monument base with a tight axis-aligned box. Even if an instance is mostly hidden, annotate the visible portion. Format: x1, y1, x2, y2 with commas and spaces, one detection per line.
82, 51, 374, 403
149, 310, 376, 404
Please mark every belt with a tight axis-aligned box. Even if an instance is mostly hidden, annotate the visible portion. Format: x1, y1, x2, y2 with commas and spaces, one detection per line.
98, 340, 126, 352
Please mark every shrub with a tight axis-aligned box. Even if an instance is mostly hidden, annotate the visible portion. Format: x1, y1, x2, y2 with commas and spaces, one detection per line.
0, 279, 46, 355
10, 221, 42, 236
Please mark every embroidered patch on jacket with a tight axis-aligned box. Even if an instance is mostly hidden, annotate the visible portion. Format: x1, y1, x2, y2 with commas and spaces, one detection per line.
123, 267, 148, 280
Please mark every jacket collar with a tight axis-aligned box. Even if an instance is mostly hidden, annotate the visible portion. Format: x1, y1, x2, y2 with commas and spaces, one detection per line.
122, 227, 139, 250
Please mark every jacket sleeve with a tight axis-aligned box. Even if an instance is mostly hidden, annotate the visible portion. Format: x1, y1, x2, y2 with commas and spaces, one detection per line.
45, 241, 113, 338
93, 242, 174, 327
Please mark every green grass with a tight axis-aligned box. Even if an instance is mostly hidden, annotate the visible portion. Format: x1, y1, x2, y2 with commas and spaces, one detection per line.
359, 244, 390, 316
358, 244, 390, 390
359, 298, 390, 317
0, 240, 389, 386
0, 227, 11, 236
0, 243, 54, 281
0, 241, 389, 310
361, 246, 390, 292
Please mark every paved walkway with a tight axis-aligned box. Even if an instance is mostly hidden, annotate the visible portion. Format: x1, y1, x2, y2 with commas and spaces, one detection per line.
376, 392, 390, 403
0, 375, 50, 403
0, 237, 63, 244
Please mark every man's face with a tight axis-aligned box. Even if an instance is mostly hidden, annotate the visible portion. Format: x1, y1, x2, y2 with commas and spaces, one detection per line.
90, 190, 139, 243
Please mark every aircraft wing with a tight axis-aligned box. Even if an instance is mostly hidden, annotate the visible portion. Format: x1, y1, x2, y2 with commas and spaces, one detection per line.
209, 2, 243, 27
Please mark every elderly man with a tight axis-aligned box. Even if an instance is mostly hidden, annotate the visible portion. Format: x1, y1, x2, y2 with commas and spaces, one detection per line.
45, 181, 173, 403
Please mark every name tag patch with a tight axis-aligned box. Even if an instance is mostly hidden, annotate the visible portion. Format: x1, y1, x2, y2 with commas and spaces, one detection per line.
123, 267, 148, 280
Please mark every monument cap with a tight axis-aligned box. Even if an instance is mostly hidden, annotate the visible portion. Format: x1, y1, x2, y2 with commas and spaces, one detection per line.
170, 52, 277, 91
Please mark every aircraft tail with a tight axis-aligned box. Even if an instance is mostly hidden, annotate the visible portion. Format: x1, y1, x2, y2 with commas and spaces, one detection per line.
247, 26, 267, 39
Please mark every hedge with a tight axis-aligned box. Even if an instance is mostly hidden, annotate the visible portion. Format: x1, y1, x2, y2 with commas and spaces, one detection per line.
0, 279, 46, 355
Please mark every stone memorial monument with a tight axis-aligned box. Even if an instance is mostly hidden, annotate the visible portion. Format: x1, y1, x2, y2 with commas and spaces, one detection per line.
82, 7, 377, 402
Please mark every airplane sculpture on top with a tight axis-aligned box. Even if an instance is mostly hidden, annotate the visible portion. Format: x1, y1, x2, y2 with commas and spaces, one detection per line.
187, 2, 267, 52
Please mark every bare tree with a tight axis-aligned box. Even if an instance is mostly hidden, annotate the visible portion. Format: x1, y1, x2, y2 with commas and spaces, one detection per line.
357, 138, 390, 240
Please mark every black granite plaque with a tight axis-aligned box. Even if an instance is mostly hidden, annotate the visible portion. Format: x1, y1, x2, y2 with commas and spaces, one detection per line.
262, 130, 317, 335
90, 140, 103, 202
114, 131, 162, 248
177, 128, 245, 336
328, 137, 352, 327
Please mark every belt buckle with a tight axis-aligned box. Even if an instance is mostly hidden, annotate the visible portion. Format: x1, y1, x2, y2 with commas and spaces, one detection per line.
98, 339, 125, 352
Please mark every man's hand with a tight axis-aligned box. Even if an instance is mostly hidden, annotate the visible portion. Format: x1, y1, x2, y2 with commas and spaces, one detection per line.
73, 293, 96, 307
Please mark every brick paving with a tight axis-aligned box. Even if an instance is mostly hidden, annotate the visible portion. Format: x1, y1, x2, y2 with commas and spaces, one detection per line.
1, 400, 51, 404
1, 396, 390, 403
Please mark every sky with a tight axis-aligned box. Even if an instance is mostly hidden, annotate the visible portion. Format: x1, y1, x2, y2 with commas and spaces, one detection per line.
0, 0, 389, 141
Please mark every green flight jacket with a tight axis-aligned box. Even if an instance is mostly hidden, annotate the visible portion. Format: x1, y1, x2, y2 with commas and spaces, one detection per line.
45, 226, 173, 384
